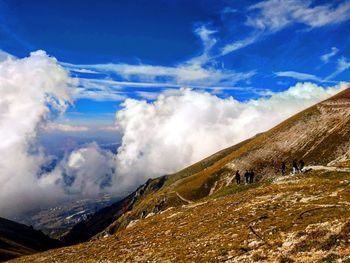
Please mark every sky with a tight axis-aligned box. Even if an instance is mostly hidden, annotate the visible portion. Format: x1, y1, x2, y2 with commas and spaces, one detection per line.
0, 0, 350, 218
1, 0, 350, 129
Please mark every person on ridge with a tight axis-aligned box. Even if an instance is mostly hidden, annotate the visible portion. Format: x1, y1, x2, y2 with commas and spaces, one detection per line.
281, 162, 286, 176
244, 170, 250, 184
235, 170, 241, 185
249, 170, 255, 184
292, 160, 298, 174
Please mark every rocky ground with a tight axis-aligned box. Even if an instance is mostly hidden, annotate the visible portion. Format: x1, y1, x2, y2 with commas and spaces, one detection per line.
10, 168, 350, 263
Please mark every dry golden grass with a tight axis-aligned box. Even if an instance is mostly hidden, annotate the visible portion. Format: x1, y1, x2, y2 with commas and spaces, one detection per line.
11, 170, 350, 263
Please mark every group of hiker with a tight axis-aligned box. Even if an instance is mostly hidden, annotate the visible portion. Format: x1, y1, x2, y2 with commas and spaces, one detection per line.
234, 159, 306, 185
235, 169, 255, 185
281, 159, 305, 176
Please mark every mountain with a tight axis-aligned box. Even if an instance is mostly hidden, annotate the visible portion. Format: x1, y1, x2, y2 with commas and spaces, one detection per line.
61, 138, 253, 244
0, 217, 62, 261
9, 87, 350, 262
60, 176, 168, 244
11, 167, 350, 262
61, 87, 350, 245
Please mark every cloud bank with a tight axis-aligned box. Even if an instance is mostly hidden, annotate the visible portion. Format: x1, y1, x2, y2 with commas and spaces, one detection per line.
0, 50, 75, 217
0, 51, 124, 218
0, 50, 347, 219
113, 82, 347, 186
47, 143, 116, 197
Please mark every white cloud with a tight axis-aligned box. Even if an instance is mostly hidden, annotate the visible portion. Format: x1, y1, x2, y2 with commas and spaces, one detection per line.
0, 51, 119, 218
98, 125, 119, 132
113, 82, 347, 186
321, 47, 339, 63
326, 56, 350, 80
73, 87, 127, 101
51, 143, 116, 197
70, 68, 99, 74
275, 71, 324, 82
0, 49, 15, 62
185, 25, 217, 66
1, 49, 348, 219
62, 25, 254, 97
136, 91, 161, 100
247, 0, 350, 32
0, 50, 75, 217
64, 62, 254, 88
44, 123, 89, 132
221, 34, 261, 55
221, 1, 350, 55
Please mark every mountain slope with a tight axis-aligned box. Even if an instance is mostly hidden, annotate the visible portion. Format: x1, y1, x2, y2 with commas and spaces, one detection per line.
0, 217, 62, 261
61, 138, 253, 244
62, 87, 350, 245
8, 87, 350, 262
11, 169, 350, 262
174, 87, 350, 200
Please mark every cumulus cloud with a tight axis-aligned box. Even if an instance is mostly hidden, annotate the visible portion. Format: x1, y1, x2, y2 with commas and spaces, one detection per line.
113, 82, 347, 185
1, 49, 348, 219
0, 50, 75, 217
0, 51, 120, 219
49, 143, 116, 197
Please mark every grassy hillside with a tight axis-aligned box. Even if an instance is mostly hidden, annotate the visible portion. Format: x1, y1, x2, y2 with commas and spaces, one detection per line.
61, 137, 254, 244
11, 168, 350, 262
0, 217, 62, 262
173, 88, 350, 200
61, 88, 350, 245
6, 87, 350, 262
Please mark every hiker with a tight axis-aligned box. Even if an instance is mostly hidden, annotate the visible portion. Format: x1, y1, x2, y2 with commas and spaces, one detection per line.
140, 210, 147, 219
235, 170, 241, 185
244, 170, 250, 184
292, 160, 298, 174
281, 162, 286, 176
299, 160, 305, 173
153, 204, 160, 214
249, 170, 255, 184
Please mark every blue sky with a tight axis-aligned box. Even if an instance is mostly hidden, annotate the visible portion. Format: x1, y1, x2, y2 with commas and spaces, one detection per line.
1, 0, 350, 128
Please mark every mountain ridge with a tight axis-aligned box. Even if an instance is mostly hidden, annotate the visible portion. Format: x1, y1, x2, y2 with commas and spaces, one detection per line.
60, 87, 350, 246
6, 87, 350, 262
